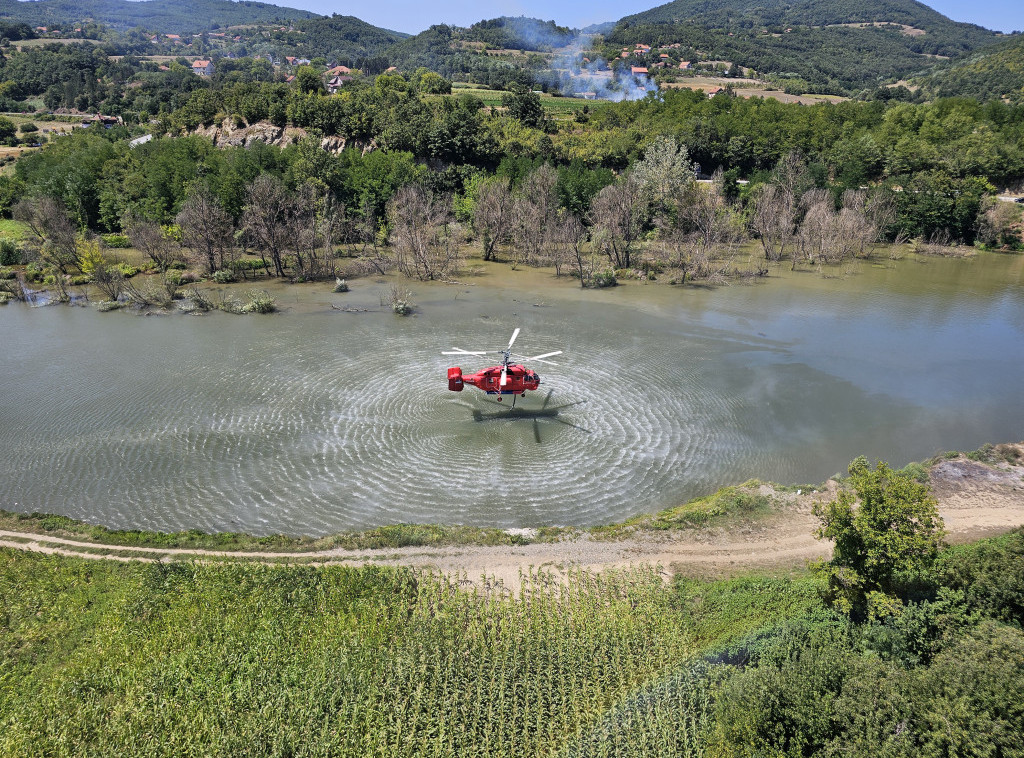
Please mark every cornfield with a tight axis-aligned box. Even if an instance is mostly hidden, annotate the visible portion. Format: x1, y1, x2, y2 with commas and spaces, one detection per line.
1, 552, 719, 757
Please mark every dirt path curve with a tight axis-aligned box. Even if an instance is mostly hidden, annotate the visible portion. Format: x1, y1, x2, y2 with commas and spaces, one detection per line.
2, 455, 1023, 585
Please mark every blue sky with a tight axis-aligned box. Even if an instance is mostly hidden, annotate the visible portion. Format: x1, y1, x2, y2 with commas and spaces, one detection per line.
286, 0, 1024, 35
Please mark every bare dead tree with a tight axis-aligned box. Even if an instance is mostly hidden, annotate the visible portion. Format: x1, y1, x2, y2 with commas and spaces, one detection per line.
288, 183, 343, 281
750, 183, 795, 261
554, 210, 589, 285
680, 170, 739, 261
511, 164, 559, 269
177, 186, 235, 275
386, 184, 461, 281
91, 264, 124, 301
242, 175, 292, 278
590, 174, 646, 270
773, 150, 814, 208
795, 188, 835, 266
124, 214, 182, 271
473, 177, 514, 262
353, 199, 392, 275
865, 190, 899, 248
13, 197, 79, 274
839, 189, 876, 258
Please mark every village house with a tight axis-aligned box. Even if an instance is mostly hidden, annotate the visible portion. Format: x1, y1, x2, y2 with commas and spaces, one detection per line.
631, 66, 649, 75
326, 75, 353, 93
192, 59, 214, 76
679, 61, 692, 69
326, 65, 351, 76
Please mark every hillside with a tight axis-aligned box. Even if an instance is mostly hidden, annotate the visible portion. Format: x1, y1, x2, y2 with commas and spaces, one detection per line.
607, 0, 999, 94
619, 0, 992, 40
254, 15, 408, 63
917, 35, 1024, 103
463, 16, 575, 51
0, 0, 321, 34
383, 19, 570, 90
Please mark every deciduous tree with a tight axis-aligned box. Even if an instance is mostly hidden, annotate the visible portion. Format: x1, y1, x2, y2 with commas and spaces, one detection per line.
814, 457, 945, 619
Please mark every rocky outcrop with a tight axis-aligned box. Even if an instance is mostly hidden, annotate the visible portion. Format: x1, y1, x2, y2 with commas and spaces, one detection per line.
188, 120, 373, 155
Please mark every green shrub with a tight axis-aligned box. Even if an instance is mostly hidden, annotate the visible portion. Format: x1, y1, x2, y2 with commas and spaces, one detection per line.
592, 270, 617, 288
112, 262, 138, 278
0, 237, 22, 266
0, 266, 14, 280
899, 461, 930, 484
333, 278, 349, 293
101, 233, 131, 248
211, 269, 235, 283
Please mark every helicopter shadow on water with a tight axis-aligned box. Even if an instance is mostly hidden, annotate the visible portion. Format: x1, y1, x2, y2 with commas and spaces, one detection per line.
470, 389, 590, 444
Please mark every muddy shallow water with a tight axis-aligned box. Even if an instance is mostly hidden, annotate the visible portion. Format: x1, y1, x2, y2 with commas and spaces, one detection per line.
2, 253, 1023, 535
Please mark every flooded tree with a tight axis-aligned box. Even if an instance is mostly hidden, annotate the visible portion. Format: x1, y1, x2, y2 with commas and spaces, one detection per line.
553, 210, 589, 285
680, 169, 741, 262
590, 174, 645, 270
472, 176, 514, 262
511, 164, 558, 269
632, 135, 696, 219
750, 183, 795, 262
288, 183, 343, 281
386, 184, 461, 281
242, 175, 292, 278
177, 186, 235, 275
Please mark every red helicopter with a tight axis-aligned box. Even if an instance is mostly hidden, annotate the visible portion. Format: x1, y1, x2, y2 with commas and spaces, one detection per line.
444, 328, 562, 407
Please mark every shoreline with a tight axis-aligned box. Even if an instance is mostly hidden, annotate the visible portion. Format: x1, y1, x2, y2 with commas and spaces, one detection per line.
3, 445, 1022, 586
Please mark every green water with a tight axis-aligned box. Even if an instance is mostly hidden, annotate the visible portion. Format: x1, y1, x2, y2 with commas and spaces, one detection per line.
1, 253, 1022, 534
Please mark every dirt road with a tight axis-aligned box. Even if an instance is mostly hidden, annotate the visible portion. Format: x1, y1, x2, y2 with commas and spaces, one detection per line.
2, 453, 1022, 586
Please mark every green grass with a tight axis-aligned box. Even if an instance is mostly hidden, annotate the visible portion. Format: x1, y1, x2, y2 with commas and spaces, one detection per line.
0, 219, 29, 241
592, 483, 778, 539
0, 510, 539, 553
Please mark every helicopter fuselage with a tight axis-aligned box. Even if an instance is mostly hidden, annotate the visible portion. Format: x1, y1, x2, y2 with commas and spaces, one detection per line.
447, 365, 541, 395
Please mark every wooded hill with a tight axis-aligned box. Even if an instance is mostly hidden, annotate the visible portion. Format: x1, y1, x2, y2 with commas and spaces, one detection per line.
0, 0, 320, 34
916, 35, 1024, 104
607, 0, 1002, 94
618, 0, 993, 43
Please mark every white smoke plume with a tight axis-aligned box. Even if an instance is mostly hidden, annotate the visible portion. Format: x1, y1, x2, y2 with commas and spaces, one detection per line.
535, 34, 660, 102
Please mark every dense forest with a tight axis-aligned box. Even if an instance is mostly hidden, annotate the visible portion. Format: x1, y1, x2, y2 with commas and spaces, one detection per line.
917, 35, 1024, 104
2, 454, 1023, 756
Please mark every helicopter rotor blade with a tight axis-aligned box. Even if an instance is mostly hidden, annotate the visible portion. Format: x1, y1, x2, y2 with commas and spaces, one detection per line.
525, 351, 562, 362
506, 328, 521, 351
500, 365, 508, 386
442, 348, 488, 355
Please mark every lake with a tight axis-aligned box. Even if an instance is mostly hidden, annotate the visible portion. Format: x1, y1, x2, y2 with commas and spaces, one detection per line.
2, 252, 1022, 535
